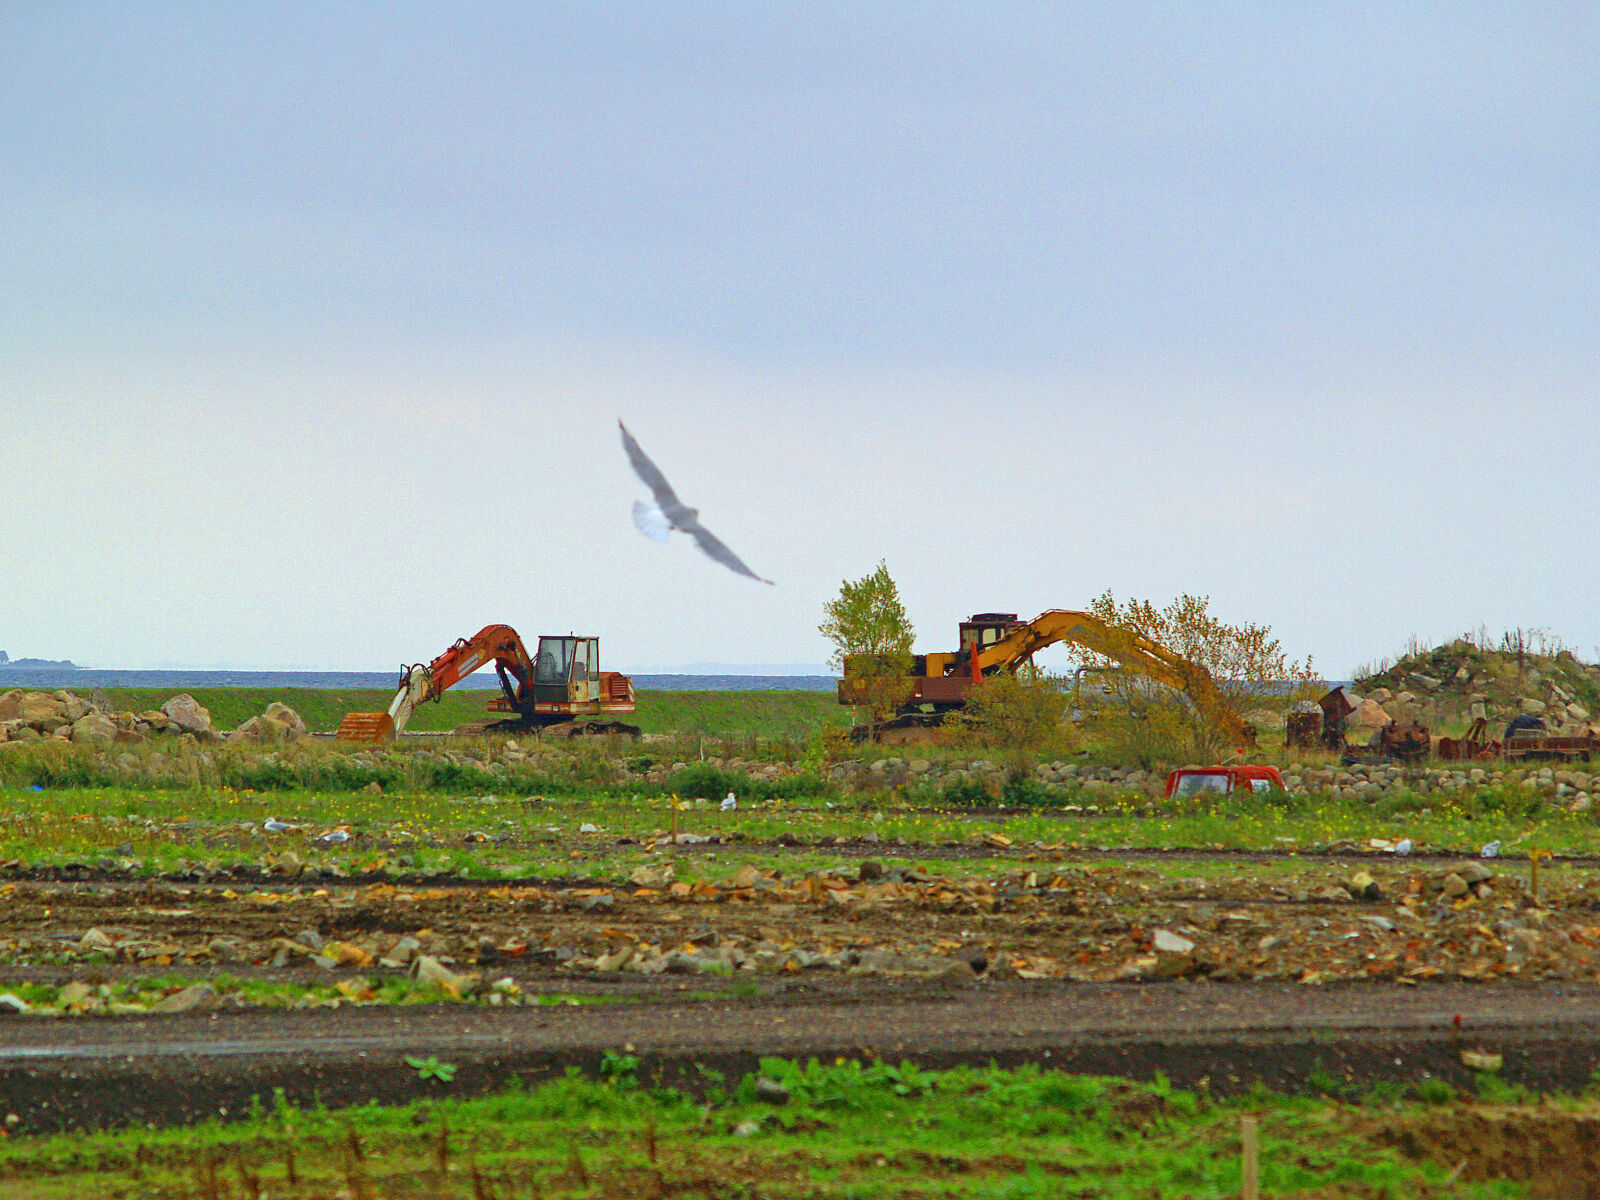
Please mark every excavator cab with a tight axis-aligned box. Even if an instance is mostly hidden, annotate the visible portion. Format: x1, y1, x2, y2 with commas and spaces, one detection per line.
531, 636, 602, 705
953, 613, 1022, 676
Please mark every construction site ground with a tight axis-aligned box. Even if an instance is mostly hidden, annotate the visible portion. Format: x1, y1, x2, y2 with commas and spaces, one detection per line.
7, 833, 1600, 1137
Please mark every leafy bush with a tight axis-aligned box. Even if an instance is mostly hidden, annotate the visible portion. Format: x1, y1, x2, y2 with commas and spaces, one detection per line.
936, 778, 994, 808
666, 762, 748, 801
660, 762, 828, 801
1000, 773, 1056, 808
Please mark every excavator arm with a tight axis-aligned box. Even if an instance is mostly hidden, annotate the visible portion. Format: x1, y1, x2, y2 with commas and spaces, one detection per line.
337, 624, 535, 742
968, 610, 1256, 749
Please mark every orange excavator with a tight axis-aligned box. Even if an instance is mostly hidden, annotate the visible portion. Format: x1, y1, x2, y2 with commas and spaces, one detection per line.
838, 610, 1255, 748
336, 624, 638, 743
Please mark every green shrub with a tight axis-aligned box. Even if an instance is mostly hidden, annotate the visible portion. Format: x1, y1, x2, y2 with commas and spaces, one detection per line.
1000, 774, 1055, 808
660, 762, 829, 802
937, 778, 993, 808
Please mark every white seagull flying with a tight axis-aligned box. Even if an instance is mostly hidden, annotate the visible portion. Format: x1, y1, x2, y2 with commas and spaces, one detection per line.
619, 421, 774, 585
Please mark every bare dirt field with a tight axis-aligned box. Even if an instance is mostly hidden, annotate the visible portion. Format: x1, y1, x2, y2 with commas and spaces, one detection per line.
5, 838, 1600, 1136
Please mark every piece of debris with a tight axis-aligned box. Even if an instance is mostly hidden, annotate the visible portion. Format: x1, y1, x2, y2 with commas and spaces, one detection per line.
1151, 929, 1195, 955
149, 984, 218, 1015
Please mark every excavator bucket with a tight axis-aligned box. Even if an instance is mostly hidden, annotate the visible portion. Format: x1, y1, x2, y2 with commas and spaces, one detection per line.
335, 711, 395, 743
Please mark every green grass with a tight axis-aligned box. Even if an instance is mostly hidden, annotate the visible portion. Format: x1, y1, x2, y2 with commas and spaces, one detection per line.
85, 686, 849, 737
0, 770, 1590, 900
0, 1061, 1525, 1199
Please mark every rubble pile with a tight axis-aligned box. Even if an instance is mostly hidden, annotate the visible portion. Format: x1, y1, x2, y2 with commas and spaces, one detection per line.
0, 689, 305, 747
1357, 641, 1600, 735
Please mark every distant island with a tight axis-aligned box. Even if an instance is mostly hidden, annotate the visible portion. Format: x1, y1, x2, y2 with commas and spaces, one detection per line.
0, 652, 79, 669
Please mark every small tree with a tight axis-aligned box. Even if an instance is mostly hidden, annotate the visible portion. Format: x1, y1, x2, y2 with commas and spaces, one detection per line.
950, 668, 1072, 770
819, 561, 915, 729
1069, 591, 1318, 766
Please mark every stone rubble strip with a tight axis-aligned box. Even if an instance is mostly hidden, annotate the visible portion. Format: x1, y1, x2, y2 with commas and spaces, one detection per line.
0, 689, 307, 746
3, 848, 1600, 1019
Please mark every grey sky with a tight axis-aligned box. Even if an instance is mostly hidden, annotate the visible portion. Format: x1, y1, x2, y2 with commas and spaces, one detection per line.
4, 3, 1595, 676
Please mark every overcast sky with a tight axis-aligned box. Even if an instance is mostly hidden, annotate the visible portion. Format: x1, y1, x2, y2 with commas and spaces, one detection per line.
3, 3, 1596, 676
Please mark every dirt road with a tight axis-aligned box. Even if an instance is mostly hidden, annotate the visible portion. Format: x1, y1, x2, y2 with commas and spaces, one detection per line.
6, 979, 1600, 1133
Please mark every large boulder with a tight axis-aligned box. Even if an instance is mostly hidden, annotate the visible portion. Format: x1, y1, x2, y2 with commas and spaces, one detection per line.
0, 690, 22, 722
1350, 699, 1391, 732
19, 692, 68, 732
230, 705, 307, 744
161, 694, 214, 736
71, 712, 119, 744
263, 702, 308, 739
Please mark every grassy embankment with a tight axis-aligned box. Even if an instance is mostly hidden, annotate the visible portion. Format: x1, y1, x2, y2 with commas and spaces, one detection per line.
0, 1060, 1519, 1199
93, 687, 850, 739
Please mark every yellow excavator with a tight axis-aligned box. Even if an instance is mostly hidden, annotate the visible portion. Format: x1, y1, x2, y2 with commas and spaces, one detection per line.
838, 610, 1255, 747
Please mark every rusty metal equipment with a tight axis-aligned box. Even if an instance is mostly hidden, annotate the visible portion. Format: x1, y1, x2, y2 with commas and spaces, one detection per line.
1504, 733, 1597, 762
838, 609, 1255, 749
1435, 717, 1499, 761
1284, 709, 1321, 751
1373, 719, 1431, 762
337, 624, 637, 742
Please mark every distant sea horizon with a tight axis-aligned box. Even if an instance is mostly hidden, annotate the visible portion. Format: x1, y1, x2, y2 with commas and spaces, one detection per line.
0, 667, 836, 692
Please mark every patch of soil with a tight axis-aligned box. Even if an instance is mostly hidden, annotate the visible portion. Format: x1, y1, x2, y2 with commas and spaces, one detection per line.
1376, 1102, 1600, 1197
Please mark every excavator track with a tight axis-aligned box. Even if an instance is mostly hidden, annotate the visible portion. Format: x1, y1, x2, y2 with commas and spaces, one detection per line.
454, 718, 641, 739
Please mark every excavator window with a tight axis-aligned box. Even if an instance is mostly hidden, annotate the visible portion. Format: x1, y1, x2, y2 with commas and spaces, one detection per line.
572, 639, 595, 682
535, 637, 575, 686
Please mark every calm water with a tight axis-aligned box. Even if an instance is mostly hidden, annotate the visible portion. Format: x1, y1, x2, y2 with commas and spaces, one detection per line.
0, 668, 834, 692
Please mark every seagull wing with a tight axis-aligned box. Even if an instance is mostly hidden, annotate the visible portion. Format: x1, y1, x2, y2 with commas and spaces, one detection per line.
631, 499, 672, 543
618, 421, 684, 512
681, 515, 774, 585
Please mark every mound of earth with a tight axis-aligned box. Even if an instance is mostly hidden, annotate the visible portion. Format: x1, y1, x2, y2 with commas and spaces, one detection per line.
1354, 638, 1599, 735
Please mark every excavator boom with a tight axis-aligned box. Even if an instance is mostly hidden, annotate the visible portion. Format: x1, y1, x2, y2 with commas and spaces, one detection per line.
970, 610, 1255, 749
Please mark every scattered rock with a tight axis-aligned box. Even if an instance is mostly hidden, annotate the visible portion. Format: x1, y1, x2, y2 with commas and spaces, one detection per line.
1151, 929, 1195, 955
754, 1077, 790, 1105
149, 984, 218, 1015
1458, 862, 1494, 885
629, 865, 675, 889
411, 955, 478, 998
1347, 871, 1383, 902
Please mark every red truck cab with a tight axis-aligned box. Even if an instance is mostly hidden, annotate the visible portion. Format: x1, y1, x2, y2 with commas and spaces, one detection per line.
1164, 764, 1286, 798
